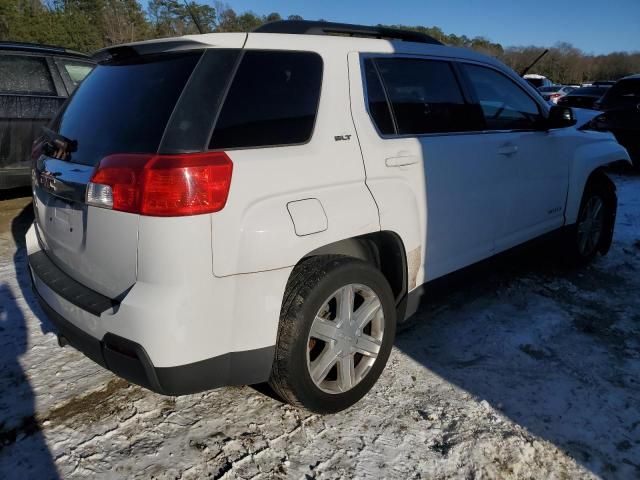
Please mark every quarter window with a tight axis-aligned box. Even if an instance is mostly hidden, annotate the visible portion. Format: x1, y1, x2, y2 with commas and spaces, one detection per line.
462, 64, 542, 130
0, 55, 56, 95
209, 51, 323, 149
59, 60, 94, 89
373, 57, 483, 135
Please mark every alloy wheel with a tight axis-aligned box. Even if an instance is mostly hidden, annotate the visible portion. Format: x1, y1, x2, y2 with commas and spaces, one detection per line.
577, 195, 605, 257
306, 284, 385, 394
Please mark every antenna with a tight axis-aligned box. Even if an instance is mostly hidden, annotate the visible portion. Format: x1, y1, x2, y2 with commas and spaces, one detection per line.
183, 0, 205, 34
520, 49, 549, 77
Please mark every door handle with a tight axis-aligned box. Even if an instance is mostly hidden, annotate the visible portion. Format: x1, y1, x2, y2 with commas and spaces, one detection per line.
498, 144, 519, 156
385, 155, 419, 167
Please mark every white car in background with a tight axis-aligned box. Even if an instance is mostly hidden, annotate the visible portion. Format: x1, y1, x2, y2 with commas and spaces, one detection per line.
27, 20, 631, 413
523, 73, 553, 88
538, 85, 576, 103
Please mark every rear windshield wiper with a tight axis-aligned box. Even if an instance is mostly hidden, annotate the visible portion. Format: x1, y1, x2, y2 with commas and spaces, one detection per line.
41, 127, 78, 160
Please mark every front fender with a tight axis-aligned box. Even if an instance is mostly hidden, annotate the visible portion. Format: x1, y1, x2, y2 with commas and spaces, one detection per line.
565, 136, 630, 224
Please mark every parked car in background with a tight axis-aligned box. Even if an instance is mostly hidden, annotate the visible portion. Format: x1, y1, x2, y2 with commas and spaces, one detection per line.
596, 75, 640, 167
557, 85, 611, 109
524, 73, 553, 88
0, 42, 94, 189
593, 80, 617, 87
27, 21, 630, 413
538, 85, 576, 104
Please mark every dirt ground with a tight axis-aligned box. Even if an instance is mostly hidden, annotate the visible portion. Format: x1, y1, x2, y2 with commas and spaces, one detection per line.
0, 175, 639, 479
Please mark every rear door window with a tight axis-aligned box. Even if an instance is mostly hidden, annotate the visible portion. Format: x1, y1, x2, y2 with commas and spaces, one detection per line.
363, 59, 395, 135
52, 51, 202, 166
209, 51, 323, 149
0, 54, 56, 95
462, 64, 542, 131
372, 57, 483, 135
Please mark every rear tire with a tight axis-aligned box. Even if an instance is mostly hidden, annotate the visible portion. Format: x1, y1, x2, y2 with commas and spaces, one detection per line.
269, 255, 396, 413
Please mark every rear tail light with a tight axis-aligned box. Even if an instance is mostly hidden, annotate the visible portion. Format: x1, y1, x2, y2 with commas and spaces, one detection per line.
87, 152, 233, 216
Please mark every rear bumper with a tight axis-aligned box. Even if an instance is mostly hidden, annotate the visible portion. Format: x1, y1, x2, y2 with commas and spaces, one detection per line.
33, 287, 273, 395
27, 226, 277, 396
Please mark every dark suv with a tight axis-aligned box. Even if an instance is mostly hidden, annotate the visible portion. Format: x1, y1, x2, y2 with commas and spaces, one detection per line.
597, 75, 640, 167
0, 42, 94, 189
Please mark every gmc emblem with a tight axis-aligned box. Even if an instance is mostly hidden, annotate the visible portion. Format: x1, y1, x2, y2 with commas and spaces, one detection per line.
39, 171, 59, 192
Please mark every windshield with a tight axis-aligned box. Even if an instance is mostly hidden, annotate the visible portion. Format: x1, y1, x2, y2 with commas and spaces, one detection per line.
51, 51, 202, 166
538, 86, 561, 92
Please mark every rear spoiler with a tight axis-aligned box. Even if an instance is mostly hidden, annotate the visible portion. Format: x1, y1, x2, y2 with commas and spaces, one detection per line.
92, 39, 214, 63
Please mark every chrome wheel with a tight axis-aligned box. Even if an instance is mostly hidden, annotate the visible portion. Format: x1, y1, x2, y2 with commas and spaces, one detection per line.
306, 284, 384, 394
577, 196, 605, 256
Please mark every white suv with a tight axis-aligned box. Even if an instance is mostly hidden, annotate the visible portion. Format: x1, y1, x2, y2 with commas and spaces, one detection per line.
27, 21, 631, 413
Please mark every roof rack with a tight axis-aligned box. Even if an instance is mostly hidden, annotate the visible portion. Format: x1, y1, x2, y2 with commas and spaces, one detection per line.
0, 41, 89, 58
253, 20, 444, 46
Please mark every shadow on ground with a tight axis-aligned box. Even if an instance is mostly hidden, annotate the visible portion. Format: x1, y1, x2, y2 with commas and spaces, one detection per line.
397, 233, 640, 478
0, 202, 58, 479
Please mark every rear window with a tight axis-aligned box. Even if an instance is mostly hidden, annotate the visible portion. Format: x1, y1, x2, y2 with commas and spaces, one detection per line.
209, 51, 323, 149
603, 80, 640, 103
52, 52, 202, 166
525, 78, 545, 88
0, 54, 56, 95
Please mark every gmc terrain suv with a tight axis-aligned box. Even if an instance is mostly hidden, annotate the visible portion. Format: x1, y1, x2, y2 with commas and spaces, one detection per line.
27, 21, 631, 413
0, 42, 94, 189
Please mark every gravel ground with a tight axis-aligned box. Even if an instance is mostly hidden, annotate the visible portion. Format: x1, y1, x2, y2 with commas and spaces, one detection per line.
0, 175, 639, 480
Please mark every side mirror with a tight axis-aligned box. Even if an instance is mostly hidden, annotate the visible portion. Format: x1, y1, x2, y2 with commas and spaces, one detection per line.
547, 105, 577, 129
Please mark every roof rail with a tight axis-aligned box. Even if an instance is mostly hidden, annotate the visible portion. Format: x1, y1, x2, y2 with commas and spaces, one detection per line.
0, 41, 89, 58
253, 20, 444, 46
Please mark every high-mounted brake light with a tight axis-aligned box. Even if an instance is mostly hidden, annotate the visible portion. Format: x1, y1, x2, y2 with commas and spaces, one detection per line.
87, 152, 233, 216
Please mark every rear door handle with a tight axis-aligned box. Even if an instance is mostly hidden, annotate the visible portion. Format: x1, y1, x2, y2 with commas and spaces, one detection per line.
385, 155, 419, 167
498, 144, 519, 156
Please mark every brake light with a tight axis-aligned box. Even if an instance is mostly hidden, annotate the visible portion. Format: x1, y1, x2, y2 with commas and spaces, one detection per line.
87, 152, 233, 216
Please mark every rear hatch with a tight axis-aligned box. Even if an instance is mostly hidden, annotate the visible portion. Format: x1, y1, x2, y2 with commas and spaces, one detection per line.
33, 41, 243, 298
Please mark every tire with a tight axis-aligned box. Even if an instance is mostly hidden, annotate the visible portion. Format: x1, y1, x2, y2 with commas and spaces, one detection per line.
269, 255, 397, 413
564, 176, 616, 265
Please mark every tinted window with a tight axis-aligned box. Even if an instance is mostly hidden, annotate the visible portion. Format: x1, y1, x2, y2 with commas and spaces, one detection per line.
209, 51, 323, 149
525, 78, 545, 88
463, 64, 542, 130
363, 59, 394, 135
375, 58, 482, 134
52, 52, 201, 166
539, 86, 561, 92
0, 55, 55, 95
603, 79, 640, 105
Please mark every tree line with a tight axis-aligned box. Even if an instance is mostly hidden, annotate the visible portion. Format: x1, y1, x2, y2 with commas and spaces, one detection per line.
1, 0, 638, 83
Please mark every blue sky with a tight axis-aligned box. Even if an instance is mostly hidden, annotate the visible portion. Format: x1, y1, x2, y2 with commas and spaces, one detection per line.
225, 0, 640, 54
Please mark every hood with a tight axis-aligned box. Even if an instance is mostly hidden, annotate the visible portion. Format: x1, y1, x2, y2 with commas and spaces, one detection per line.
571, 107, 601, 128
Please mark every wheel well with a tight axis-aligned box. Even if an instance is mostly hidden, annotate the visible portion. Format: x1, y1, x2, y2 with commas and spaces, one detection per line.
302, 232, 407, 304
585, 167, 616, 197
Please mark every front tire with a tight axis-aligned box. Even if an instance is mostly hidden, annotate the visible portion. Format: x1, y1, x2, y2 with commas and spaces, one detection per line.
565, 177, 616, 265
269, 256, 396, 413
